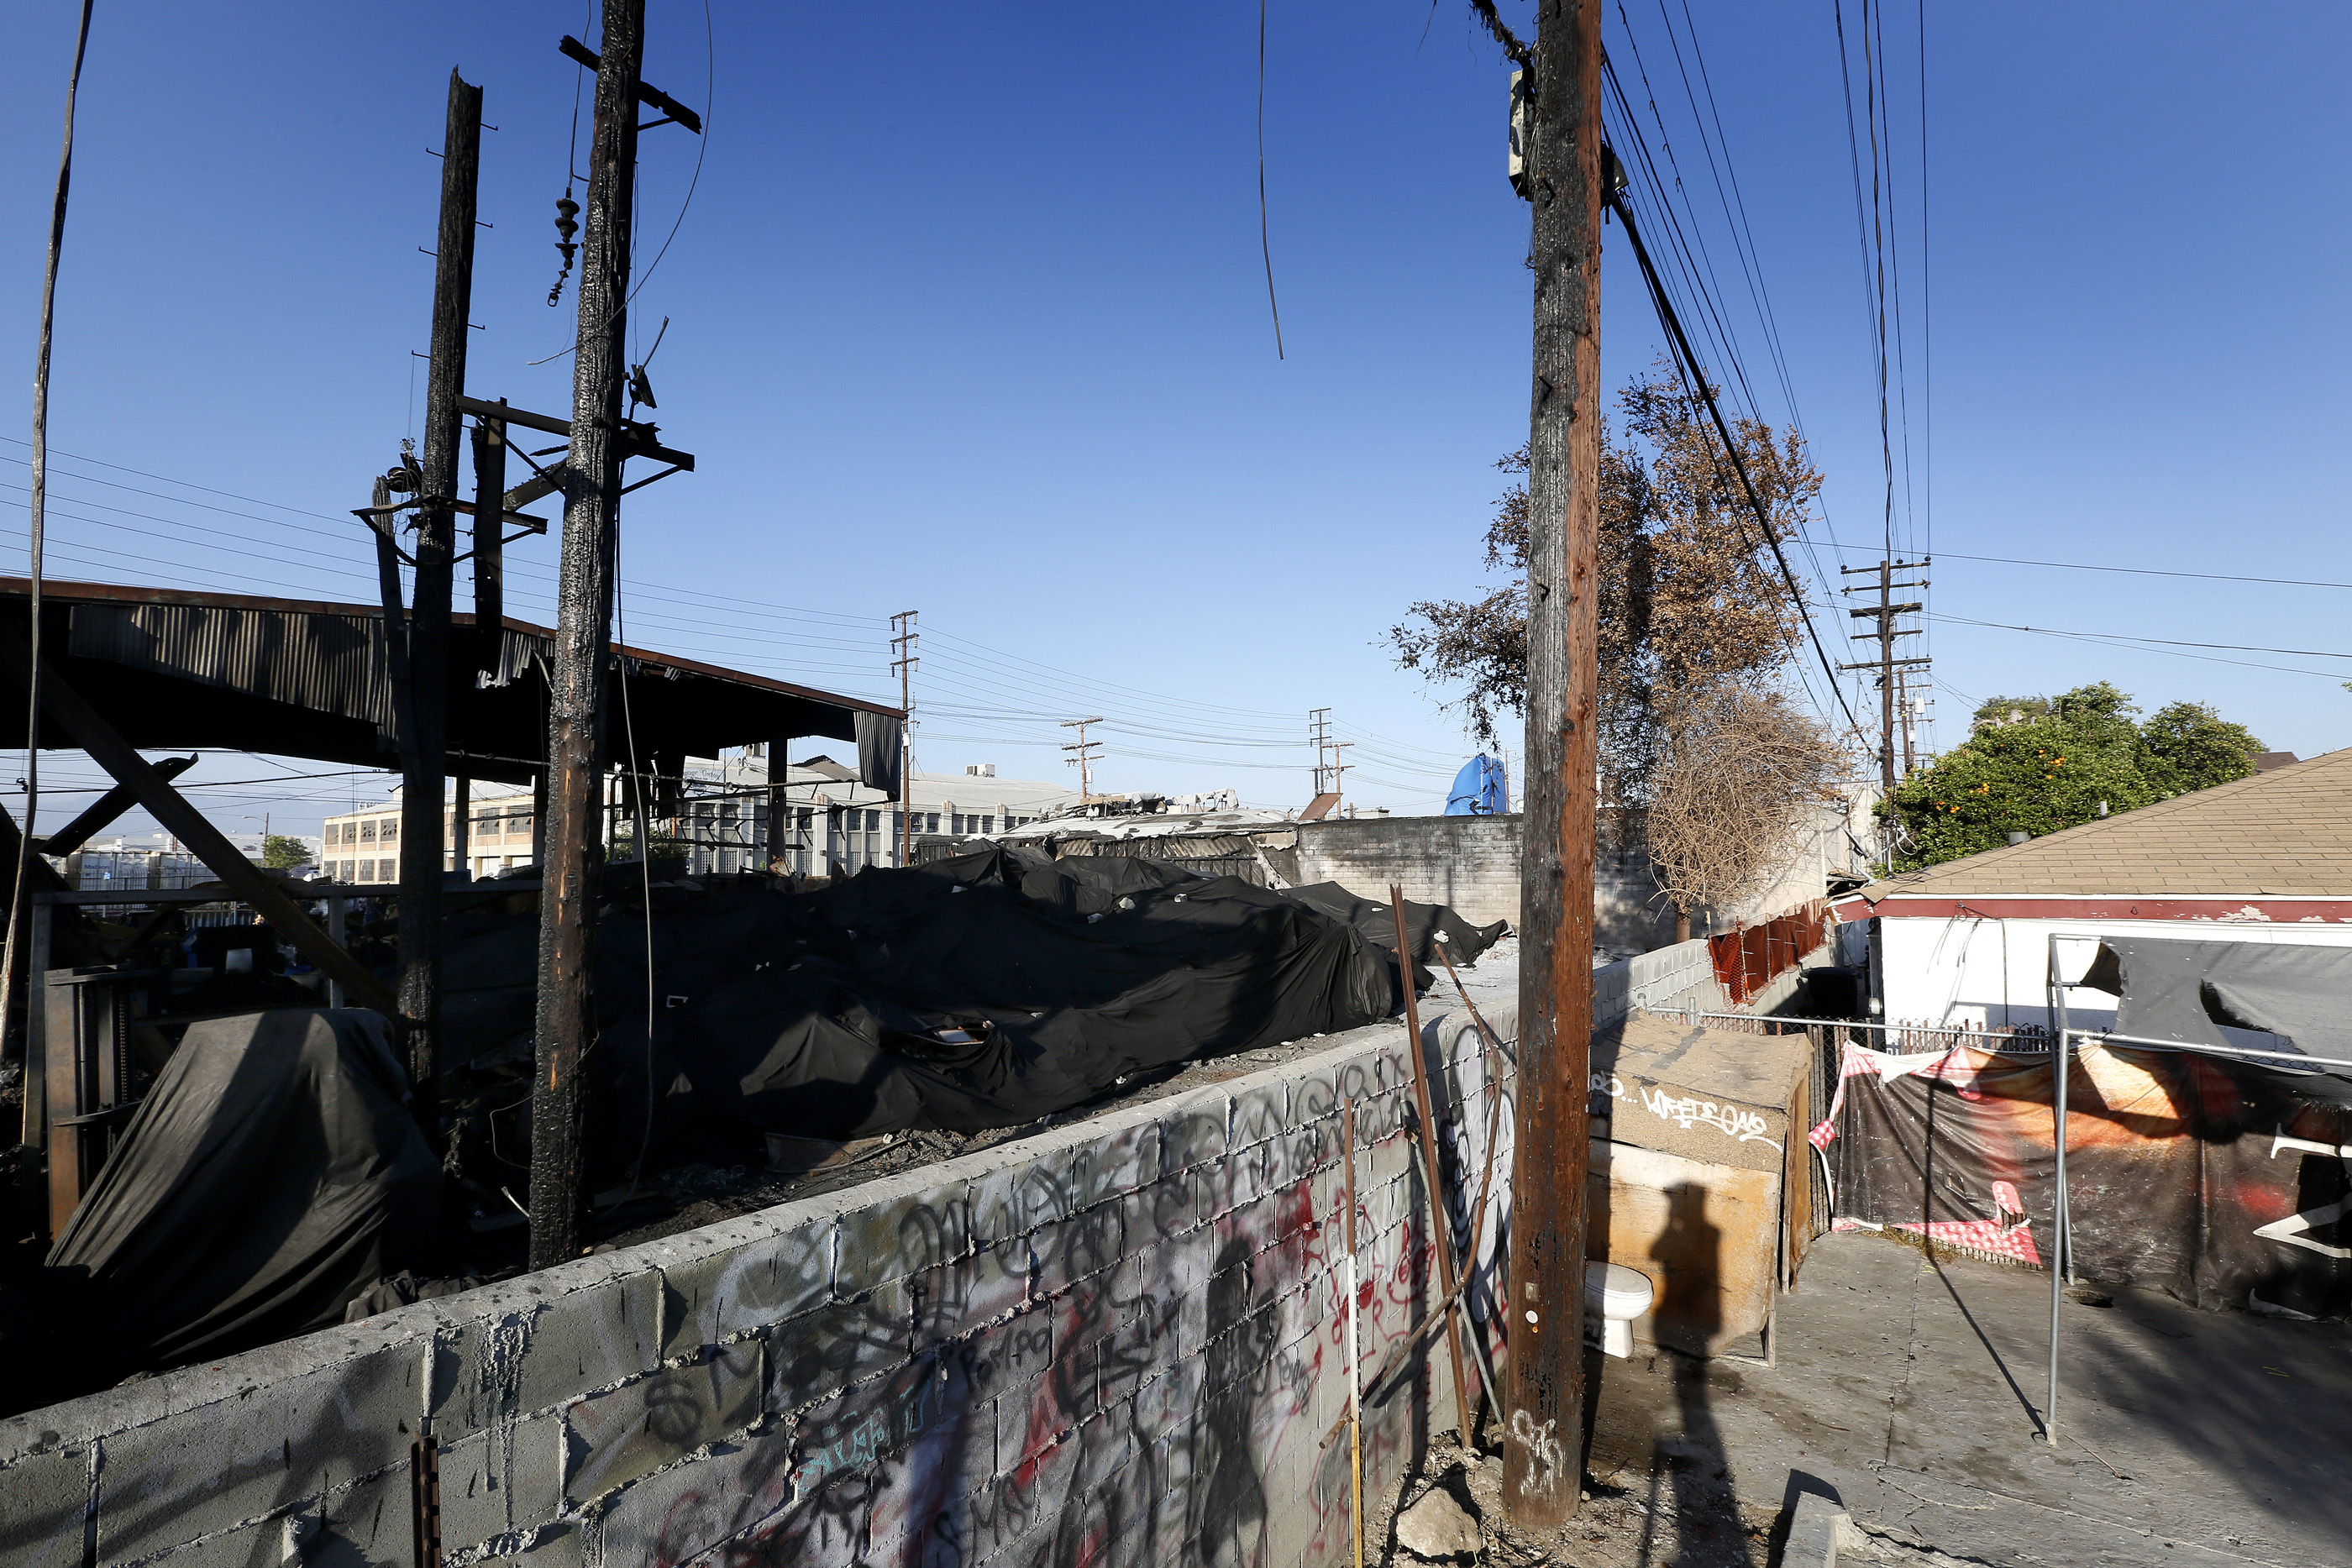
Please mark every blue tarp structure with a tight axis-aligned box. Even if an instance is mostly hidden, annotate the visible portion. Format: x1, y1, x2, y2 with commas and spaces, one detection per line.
1446, 754, 1508, 815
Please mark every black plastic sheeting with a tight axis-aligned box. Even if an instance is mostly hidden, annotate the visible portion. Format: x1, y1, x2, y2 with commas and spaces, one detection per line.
435, 846, 1507, 1153
1276, 880, 1510, 968
44, 1009, 439, 1380
2079, 936, 2352, 1104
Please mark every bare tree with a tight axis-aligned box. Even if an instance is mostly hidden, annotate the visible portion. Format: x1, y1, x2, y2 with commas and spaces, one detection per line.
1644, 683, 1850, 941
1390, 364, 1824, 804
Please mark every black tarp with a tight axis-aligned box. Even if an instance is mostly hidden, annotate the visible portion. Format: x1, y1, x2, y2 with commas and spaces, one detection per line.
2079, 936, 2352, 1104
1273, 880, 1509, 969
431, 847, 1504, 1151
45, 1009, 439, 1378
657, 847, 1404, 1140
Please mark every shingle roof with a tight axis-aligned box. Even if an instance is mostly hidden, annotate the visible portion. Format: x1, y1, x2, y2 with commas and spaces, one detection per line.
1851, 747, 2352, 899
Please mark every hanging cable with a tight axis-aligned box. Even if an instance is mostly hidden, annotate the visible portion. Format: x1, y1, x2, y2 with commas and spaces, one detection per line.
1604, 169, 1864, 738
2, 0, 95, 1104
1257, 0, 1284, 359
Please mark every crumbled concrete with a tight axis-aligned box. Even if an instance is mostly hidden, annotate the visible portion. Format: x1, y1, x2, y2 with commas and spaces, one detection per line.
1395, 1483, 1480, 1560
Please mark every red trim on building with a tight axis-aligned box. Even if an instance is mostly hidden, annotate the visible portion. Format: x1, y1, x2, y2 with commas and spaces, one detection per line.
1832, 895, 2352, 924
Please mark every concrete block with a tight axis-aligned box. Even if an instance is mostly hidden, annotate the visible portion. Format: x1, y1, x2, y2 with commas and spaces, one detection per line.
139, 1513, 304, 1568
790, 1349, 969, 1497
564, 1343, 763, 1504
1287, 1064, 1345, 1128
864, 1379, 996, 1559
1126, 1349, 1204, 1450
720, 1460, 876, 1565
435, 1412, 563, 1556
656, 1216, 833, 1358
312, 1461, 412, 1566
1155, 1089, 1230, 1176
95, 1339, 423, 1563
1229, 1078, 1289, 1151
1067, 1110, 1160, 1209
764, 1281, 909, 1416
0, 1439, 89, 1568
1025, 1200, 1131, 1305
589, 1430, 800, 1568
955, 1304, 1054, 1408
433, 1269, 663, 1440
969, 1150, 1078, 1246
907, 1242, 1028, 1356
833, 1174, 974, 1298
980, 1430, 1078, 1552
473, 1517, 588, 1568
1783, 1487, 1856, 1566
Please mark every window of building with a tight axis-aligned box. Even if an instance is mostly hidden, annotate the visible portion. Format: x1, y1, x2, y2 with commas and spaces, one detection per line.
380, 857, 396, 880
359, 821, 375, 843
381, 820, 397, 842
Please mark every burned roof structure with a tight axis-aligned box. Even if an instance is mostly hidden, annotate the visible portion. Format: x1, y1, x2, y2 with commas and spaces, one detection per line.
0, 577, 903, 786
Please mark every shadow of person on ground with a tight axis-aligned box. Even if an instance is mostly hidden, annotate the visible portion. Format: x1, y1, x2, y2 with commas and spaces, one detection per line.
1642, 1181, 1754, 1567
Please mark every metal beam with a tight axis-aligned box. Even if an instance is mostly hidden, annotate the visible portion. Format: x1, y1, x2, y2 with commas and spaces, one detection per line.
454, 394, 692, 471
35, 754, 195, 856
0, 641, 397, 1014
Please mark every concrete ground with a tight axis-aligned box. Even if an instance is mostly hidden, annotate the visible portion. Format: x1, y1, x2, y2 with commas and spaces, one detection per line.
1582, 1230, 2352, 1568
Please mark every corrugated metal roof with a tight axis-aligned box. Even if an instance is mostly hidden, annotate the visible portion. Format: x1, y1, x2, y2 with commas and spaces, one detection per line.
68, 601, 396, 736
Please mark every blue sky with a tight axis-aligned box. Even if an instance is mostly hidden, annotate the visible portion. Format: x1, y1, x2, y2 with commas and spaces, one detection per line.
2, 2, 2347, 842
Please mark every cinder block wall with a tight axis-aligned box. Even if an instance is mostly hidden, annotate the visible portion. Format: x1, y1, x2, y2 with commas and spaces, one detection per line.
1275, 815, 1674, 952
0, 1004, 1517, 1568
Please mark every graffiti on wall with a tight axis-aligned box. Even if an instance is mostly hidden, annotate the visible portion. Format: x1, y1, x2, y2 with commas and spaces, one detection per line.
618, 1033, 1511, 1568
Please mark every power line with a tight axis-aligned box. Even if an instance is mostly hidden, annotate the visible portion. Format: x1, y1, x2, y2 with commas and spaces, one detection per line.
1932, 613, 2352, 662
1602, 176, 1866, 738
1793, 536, 2352, 591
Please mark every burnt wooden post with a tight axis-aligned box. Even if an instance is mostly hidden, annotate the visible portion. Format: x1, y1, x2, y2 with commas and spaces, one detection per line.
399, 69, 484, 1145
1504, 0, 1603, 1528
470, 401, 508, 643
530, 0, 643, 1269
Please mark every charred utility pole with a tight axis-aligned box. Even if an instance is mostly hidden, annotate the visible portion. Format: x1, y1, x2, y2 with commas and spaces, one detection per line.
1496, 0, 1602, 1528
1060, 717, 1103, 802
1836, 558, 1930, 800
530, 1, 646, 1270
398, 69, 483, 1141
470, 400, 509, 637
891, 611, 918, 864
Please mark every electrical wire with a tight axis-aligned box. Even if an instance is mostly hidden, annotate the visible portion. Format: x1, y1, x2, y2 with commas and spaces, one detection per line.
3, 0, 95, 1093
1257, 0, 1284, 359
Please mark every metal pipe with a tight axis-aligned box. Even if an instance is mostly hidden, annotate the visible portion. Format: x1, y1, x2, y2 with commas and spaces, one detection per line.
1341, 1093, 1364, 1568
2044, 933, 2071, 1444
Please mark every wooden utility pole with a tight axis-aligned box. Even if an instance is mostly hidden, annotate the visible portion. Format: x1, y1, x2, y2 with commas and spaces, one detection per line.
1060, 717, 1103, 802
398, 69, 483, 1143
891, 611, 917, 864
1504, 0, 1602, 1528
1837, 558, 1929, 801
530, 0, 643, 1269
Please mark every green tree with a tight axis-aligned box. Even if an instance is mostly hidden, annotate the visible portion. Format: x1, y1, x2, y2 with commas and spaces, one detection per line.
1970, 695, 2050, 727
1886, 682, 2265, 868
1885, 718, 2153, 867
2136, 700, 2262, 795
2050, 681, 2140, 758
260, 833, 312, 868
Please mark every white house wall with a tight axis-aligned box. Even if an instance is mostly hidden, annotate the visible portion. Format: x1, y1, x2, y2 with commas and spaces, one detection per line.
1873, 915, 2352, 1033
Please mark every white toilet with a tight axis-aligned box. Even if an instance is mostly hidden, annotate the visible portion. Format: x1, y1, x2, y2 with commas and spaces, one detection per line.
1584, 1261, 1654, 1358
